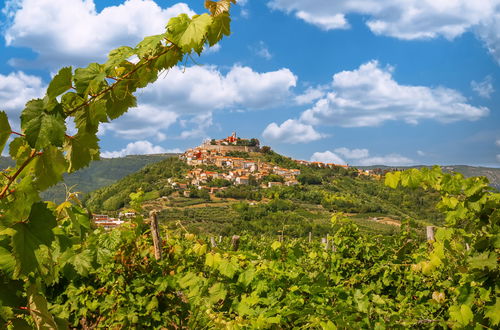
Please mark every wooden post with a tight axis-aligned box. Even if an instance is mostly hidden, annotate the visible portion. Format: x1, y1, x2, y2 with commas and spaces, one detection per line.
321, 237, 328, 250
426, 226, 435, 242
231, 235, 240, 251
150, 211, 162, 260
308, 232, 312, 243
218, 235, 222, 243
210, 236, 217, 248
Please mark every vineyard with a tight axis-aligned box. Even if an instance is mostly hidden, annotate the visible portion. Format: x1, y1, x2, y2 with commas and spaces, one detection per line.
0, 0, 498, 328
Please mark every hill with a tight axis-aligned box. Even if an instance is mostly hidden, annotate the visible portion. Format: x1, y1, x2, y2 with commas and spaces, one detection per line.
85, 146, 445, 237
1, 154, 175, 203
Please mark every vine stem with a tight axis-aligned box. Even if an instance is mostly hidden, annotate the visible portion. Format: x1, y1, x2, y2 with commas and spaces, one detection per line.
0, 149, 39, 200
66, 43, 178, 116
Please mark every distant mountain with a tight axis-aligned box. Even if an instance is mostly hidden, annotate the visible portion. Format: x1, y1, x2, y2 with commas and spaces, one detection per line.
357, 165, 500, 191
1, 154, 177, 203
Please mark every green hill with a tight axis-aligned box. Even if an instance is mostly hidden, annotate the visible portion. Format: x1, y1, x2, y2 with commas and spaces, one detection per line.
1, 154, 175, 203
85, 151, 445, 237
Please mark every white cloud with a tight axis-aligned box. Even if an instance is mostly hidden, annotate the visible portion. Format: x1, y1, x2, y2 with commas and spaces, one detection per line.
334, 147, 369, 159
311, 147, 413, 166
268, 0, 496, 39
475, 12, 500, 65
139, 65, 296, 114
3, 0, 195, 68
496, 139, 500, 147
101, 64, 296, 140
310, 150, 346, 165
0, 71, 46, 128
252, 41, 272, 60
178, 113, 213, 139
356, 154, 414, 166
262, 119, 324, 143
268, 0, 500, 63
101, 140, 180, 158
301, 61, 489, 127
471, 76, 495, 98
100, 104, 178, 140
417, 150, 426, 156
497, 154, 500, 162
294, 86, 326, 105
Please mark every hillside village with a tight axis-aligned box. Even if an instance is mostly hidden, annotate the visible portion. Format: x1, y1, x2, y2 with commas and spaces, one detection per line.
176, 132, 354, 194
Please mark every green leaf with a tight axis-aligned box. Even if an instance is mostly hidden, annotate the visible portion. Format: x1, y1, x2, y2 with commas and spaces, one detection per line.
27, 284, 58, 329
20, 99, 44, 129
207, 11, 231, 46
0, 111, 11, 154
105, 81, 137, 119
485, 299, 500, 326
24, 111, 66, 149
467, 251, 497, 270
136, 34, 165, 58
74, 63, 107, 96
218, 258, 238, 278
106, 46, 135, 69
11, 202, 57, 276
0, 245, 15, 277
384, 171, 401, 189
47, 67, 72, 99
179, 14, 213, 53
33, 146, 67, 190
271, 241, 281, 250
449, 304, 473, 326
64, 131, 99, 172
208, 282, 227, 304
168, 14, 213, 53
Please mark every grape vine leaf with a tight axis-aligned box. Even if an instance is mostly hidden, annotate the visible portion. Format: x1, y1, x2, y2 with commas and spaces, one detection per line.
384, 171, 400, 189
168, 14, 213, 54
205, 0, 235, 16
208, 282, 227, 304
34, 146, 67, 190
11, 202, 57, 276
23, 111, 66, 149
106, 46, 134, 70
485, 299, 500, 326
0, 245, 16, 277
0, 111, 11, 154
64, 131, 99, 172
207, 12, 231, 46
74, 63, 107, 96
27, 284, 58, 329
47, 67, 72, 99
449, 304, 473, 326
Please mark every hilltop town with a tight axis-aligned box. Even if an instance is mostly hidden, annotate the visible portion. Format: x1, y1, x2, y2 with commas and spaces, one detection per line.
176, 132, 355, 195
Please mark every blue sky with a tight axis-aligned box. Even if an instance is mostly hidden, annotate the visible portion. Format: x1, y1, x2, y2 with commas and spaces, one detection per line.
1, 0, 499, 166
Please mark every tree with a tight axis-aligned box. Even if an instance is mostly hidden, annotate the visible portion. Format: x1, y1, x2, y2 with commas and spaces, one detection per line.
0, 1, 237, 327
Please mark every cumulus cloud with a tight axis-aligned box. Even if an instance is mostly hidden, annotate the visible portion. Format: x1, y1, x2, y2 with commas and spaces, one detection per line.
294, 86, 326, 105
301, 61, 489, 127
417, 150, 426, 156
356, 154, 414, 166
334, 147, 369, 159
101, 140, 181, 158
0, 71, 46, 128
262, 119, 324, 143
268, 0, 500, 63
496, 139, 500, 147
139, 65, 296, 114
310, 151, 346, 164
3, 0, 195, 68
100, 64, 296, 140
471, 76, 495, 98
311, 147, 414, 166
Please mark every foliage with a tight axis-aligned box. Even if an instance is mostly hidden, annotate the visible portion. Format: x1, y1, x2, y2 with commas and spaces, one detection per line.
0, 1, 237, 327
